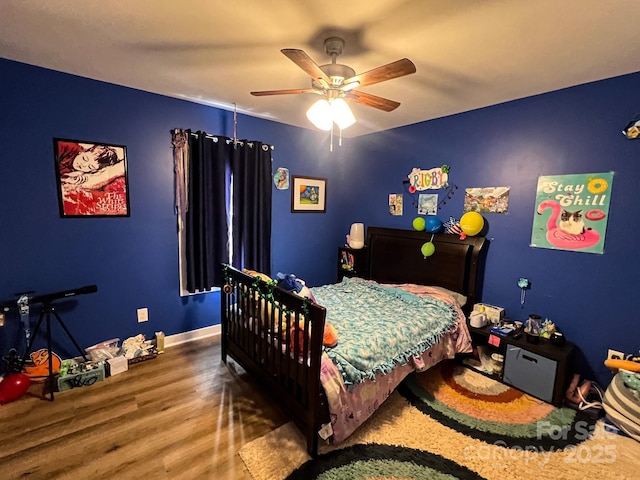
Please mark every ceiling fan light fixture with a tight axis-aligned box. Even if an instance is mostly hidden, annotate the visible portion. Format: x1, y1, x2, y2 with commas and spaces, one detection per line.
306, 98, 356, 131
253, 38, 415, 131
306, 99, 334, 131
331, 98, 356, 130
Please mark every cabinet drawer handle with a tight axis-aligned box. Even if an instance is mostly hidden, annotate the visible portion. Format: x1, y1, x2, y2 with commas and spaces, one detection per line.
522, 354, 537, 363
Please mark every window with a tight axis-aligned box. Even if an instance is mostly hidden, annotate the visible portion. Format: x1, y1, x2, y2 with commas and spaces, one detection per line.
172, 129, 273, 295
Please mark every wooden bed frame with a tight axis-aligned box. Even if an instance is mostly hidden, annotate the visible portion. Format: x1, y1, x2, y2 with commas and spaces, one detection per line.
220, 227, 488, 456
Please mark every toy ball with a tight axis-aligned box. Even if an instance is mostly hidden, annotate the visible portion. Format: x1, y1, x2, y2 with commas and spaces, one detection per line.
459, 211, 485, 236
425, 216, 443, 233
421, 241, 435, 257
0, 373, 31, 404
412, 217, 426, 231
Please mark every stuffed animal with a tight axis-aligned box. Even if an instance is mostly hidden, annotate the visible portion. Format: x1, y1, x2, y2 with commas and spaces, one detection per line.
276, 272, 316, 302
289, 319, 339, 357
277, 272, 338, 350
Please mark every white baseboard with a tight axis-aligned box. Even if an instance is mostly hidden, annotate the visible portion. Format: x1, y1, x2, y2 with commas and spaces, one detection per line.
165, 324, 221, 348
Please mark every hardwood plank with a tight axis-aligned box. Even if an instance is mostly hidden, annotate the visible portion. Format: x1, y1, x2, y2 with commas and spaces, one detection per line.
0, 336, 286, 479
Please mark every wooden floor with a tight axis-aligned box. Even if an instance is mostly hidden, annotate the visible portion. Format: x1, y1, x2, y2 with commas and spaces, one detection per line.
0, 336, 287, 479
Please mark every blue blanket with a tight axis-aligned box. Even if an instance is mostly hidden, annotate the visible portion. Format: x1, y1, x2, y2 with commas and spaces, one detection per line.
312, 277, 459, 390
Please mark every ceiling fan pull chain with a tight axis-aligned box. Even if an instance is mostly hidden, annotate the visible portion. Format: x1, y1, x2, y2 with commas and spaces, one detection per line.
330, 126, 334, 152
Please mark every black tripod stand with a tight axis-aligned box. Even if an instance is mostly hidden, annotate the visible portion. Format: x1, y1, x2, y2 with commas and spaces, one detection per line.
11, 285, 98, 401
19, 301, 88, 400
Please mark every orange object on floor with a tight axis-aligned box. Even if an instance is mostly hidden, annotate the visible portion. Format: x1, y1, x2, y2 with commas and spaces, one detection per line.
22, 348, 62, 382
605, 358, 640, 373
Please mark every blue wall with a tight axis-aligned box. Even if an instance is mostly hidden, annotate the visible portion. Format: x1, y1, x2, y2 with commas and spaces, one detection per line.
343, 72, 640, 387
0, 59, 349, 364
1, 58, 638, 389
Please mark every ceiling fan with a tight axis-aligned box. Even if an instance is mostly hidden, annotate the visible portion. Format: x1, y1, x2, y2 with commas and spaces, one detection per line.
251, 37, 416, 130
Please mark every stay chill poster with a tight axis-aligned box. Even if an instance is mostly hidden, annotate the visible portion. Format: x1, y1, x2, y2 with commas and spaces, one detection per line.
530, 172, 614, 254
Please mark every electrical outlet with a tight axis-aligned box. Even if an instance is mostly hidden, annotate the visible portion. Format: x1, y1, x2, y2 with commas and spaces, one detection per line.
137, 308, 149, 323
607, 349, 624, 360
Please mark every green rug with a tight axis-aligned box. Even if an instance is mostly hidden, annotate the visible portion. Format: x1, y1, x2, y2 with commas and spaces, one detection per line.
286, 443, 486, 479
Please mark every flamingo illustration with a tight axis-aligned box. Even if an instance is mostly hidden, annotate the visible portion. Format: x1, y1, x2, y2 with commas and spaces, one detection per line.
537, 200, 602, 249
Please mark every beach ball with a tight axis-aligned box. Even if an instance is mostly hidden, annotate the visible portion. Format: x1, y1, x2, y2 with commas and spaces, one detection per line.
459, 212, 484, 236
421, 242, 435, 257
412, 217, 426, 231
425, 216, 443, 233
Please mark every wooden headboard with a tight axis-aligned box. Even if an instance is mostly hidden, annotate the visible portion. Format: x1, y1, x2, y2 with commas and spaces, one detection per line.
365, 227, 489, 311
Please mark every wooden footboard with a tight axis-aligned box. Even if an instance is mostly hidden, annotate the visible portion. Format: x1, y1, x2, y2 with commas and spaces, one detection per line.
221, 265, 328, 456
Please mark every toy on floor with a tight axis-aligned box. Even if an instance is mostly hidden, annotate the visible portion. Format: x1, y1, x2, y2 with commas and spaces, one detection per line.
0, 373, 31, 404
122, 334, 153, 359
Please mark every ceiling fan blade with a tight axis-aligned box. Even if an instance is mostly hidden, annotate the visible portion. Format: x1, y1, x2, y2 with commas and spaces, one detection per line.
347, 90, 401, 112
281, 49, 331, 84
251, 88, 318, 96
345, 58, 416, 88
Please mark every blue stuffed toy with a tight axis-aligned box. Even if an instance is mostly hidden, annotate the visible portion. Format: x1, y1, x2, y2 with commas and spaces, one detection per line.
276, 272, 316, 302
276, 272, 303, 293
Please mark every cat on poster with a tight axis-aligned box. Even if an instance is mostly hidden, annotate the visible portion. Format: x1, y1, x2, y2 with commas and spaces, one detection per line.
530, 172, 613, 254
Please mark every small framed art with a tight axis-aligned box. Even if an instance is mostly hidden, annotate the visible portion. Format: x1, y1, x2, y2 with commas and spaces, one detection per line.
291, 176, 327, 213
53, 138, 130, 217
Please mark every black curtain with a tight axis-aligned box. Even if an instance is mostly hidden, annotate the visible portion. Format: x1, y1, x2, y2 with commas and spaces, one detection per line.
231, 141, 272, 273
173, 130, 272, 292
185, 133, 229, 291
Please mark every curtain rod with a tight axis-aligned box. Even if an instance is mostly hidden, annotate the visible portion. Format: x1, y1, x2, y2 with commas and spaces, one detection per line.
172, 128, 274, 150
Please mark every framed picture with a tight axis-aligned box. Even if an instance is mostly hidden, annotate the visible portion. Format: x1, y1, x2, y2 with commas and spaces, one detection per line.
291, 176, 327, 213
53, 138, 130, 217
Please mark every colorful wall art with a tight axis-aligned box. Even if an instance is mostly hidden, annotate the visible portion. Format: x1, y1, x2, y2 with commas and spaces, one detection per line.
418, 193, 438, 215
53, 138, 130, 217
464, 187, 510, 213
530, 173, 613, 254
389, 194, 403, 216
407, 166, 449, 192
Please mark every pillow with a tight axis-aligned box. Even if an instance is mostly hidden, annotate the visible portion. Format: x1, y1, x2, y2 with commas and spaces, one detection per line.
429, 286, 467, 307
243, 268, 272, 283
242, 269, 278, 330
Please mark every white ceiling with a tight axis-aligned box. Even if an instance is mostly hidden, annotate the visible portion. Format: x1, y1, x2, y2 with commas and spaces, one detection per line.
2, 1, 639, 138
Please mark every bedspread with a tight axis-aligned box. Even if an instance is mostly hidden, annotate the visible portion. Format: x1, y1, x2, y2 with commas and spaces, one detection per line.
311, 277, 460, 390
318, 282, 472, 444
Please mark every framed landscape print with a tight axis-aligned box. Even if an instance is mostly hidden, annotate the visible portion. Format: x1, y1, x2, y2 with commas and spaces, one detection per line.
53, 138, 130, 217
291, 176, 327, 213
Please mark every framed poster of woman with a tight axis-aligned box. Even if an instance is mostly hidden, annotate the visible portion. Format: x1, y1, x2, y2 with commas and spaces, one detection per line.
53, 138, 130, 217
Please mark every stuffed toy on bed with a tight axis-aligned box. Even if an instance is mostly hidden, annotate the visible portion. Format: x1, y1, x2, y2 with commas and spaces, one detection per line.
276, 272, 338, 349
289, 320, 339, 353
276, 272, 316, 302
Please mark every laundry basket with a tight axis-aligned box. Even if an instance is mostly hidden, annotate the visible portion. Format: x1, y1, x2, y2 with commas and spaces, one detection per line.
602, 371, 640, 442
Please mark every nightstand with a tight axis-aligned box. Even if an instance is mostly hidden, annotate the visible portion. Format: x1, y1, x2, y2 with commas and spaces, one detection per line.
337, 246, 369, 282
466, 322, 574, 406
